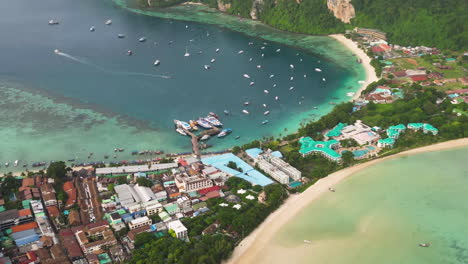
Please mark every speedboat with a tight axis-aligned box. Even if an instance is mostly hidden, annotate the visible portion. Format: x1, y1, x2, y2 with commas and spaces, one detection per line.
105, 19, 112, 25
154, 60, 160, 66
243, 101, 250, 106
185, 25, 188, 29
5, 162, 9, 167
275, 96, 279, 101
358, 80, 365, 84
260, 46, 265, 50
273, 84, 277, 87
89, 26, 95, 32
215, 48, 220, 52
176, 128, 187, 136
243, 74, 250, 79
217, 128, 232, 138
184, 47, 190, 57
248, 42, 253, 45
289, 86, 294, 91
262, 120, 269, 125
261, 53, 265, 57
210, 58, 216, 63
200, 135, 210, 141
54, 49, 60, 54
196, 118, 212, 129
139, 37, 147, 42
419, 243, 430, 248
235, 136, 240, 140
48, 20, 59, 25
205, 116, 223, 127
328, 187, 336, 192
264, 90, 269, 94
304, 74, 307, 78
242, 109, 250, 115
276, 48, 281, 52
14, 160, 19, 167
256, 65, 262, 69
223, 110, 229, 115
174, 120, 192, 130
249, 58, 253, 62
269, 74, 274, 78
249, 82, 255, 86
290, 64, 294, 69
127, 50, 133, 56
238, 50, 244, 54
303, 240, 312, 244
322, 78, 326, 82
290, 76, 294, 81
264, 111, 270, 116
204, 65, 211, 70
315, 68, 322, 72
262, 104, 267, 108
313, 107, 318, 109
117, 34, 125, 38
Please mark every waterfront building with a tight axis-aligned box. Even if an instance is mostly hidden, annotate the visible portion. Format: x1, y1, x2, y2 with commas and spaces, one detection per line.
128, 216, 152, 230
407, 123, 438, 135
251, 149, 302, 183
174, 173, 213, 193
95, 163, 178, 176
354, 27, 387, 40
167, 220, 188, 240
257, 159, 290, 184
114, 184, 156, 208
377, 138, 396, 148
386, 124, 406, 138
299, 137, 342, 162
336, 120, 380, 145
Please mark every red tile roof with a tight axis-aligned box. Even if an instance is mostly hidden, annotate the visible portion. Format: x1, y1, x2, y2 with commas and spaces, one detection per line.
371, 46, 384, 53
410, 75, 428, 82
11, 222, 38, 233
178, 159, 189, 167
47, 206, 60, 217
199, 191, 220, 201
22, 178, 35, 188
63, 181, 74, 192
379, 44, 392, 51
393, 71, 407, 77
198, 186, 220, 195
18, 209, 32, 217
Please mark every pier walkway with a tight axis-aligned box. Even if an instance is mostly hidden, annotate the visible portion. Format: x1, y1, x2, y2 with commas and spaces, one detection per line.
184, 127, 220, 158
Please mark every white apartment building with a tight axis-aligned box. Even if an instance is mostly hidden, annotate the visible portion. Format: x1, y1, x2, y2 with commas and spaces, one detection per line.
128, 216, 152, 230
146, 203, 164, 216
257, 159, 290, 184
167, 220, 188, 240
175, 174, 213, 193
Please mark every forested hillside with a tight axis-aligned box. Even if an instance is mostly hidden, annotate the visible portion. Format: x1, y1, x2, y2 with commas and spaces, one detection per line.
194, 0, 467, 50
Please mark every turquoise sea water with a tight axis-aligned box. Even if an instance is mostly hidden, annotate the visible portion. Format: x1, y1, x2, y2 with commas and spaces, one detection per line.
0, 0, 365, 171
255, 147, 468, 264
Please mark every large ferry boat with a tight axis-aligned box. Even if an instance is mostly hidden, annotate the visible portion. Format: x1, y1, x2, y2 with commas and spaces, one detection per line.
196, 118, 212, 129
174, 120, 192, 131
204, 116, 223, 127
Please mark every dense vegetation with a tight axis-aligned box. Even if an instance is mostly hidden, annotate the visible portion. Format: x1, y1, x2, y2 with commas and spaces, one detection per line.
193, 0, 468, 50
130, 181, 287, 263
351, 0, 468, 50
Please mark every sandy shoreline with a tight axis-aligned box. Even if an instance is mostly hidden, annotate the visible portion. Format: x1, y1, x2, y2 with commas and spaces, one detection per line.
226, 138, 468, 264
329, 34, 379, 100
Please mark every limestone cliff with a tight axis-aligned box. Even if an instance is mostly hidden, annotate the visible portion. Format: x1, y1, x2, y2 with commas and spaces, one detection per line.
327, 0, 355, 23
217, 0, 231, 12
250, 0, 264, 20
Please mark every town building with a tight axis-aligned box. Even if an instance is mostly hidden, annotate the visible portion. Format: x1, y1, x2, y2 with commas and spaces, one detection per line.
114, 184, 156, 208
95, 163, 178, 176
146, 203, 164, 216
377, 138, 396, 148
0, 209, 34, 231
167, 220, 188, 240
128, 216, 152, 230
72, 221, 118, 255
354, 27, 387, 40
331, 120, 380, 145
174, 173, 213, 193
386, 124, 406, 138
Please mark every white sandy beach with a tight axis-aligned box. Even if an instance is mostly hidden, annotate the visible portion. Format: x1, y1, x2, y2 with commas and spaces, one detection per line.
329, 34, 379, 100
226, 138, 468, 264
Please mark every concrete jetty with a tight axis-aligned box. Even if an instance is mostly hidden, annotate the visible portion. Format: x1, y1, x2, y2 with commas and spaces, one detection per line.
183, 127, 220, 158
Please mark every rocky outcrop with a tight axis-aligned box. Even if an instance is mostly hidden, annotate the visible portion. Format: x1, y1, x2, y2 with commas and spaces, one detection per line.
250, 0, 264, 20
217, 0, 231, 12
327, 0, 355, 23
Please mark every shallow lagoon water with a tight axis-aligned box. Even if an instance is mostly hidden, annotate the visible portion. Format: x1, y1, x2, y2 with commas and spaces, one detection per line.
0, 0, 364, 170
257, 148, 468, 264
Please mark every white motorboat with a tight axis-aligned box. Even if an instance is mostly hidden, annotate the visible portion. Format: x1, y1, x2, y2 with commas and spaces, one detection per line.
48, 20, 59, 25
185, 25, 188, 29
358, 80, 365, 84
249, 82, 255, 86
264, 111, 270, 116
290, 76, 294, 81
276, 48, 281, 52
315, 68, 322, 72
243, 74, 250, 79
176, 128, 187, 136
243, 101, 250, 106
261, 53, 264, 57
273, 84, 277, 87
347, 92, 355, 97
322, 78, 326, 82
14, 160, 19, 167
256, 65, 262, 69
242, 109, 250, 114
54, 49, 60, 54
262, 104, 267, 108
105, 19, 112, 25
238, 50, 244, 54
117, 34, 125, 38
249, 58, 253, 61
289, 86, 294, 91
139, 37, 147, 42
89, 26, 95, 32
248, 42, 253, 45
290, 64, 294, 69
154, 60, 160, 66
260, 46, 265, 50
269, 74, 274, 78
204, 65, 211, 70
262, 120, 269, 125
419, 243, 430, 248
127, 50, 133, 56
304, 74, 307, 78
264, 90, 269, 94
216, 48, 220, 52
275, 96, 279, 101
303, 240, 312, 244
184, 47, 190, 57
210, 58, 216, 63
200, 135, 210, 141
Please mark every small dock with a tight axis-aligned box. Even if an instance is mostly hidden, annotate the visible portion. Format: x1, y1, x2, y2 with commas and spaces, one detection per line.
183, 127, 220, 158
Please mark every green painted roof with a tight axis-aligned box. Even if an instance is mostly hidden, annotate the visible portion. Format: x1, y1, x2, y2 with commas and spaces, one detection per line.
299, 137, 341, 159
407, 123, 424, 129
388, 124, 406, 131
192, 202, 207, 211
188, 191, 200, 198
164, 203, 179, 214
326, 123, 347, 137
159, 211, 171, 221
423, 124, 438, 132
98, 253, 112, 264
0, 206, 5, 213
378, 138, 395, 144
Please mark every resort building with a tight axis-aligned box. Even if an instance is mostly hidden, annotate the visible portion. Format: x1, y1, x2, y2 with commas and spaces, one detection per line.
128, 216, 151, 230
386, 124, 406, 138
354, 27, 387, 40
250, 149, 302, 184
174, 173, 213, 193
299, 137, 342, 162
72, 221, 118, 254
407, 123, 438, 135
332, 120, 380, 145
377, 138, 396, 148
167, 220, 188, 240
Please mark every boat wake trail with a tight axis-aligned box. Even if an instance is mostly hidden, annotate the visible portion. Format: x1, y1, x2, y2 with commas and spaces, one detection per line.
55, 51, 172, 79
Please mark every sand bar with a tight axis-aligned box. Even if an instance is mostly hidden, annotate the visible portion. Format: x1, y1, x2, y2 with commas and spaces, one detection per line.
227, 138, 468, 264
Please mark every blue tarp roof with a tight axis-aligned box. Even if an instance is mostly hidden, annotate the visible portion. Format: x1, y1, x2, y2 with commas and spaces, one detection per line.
245, 148, 263, 159
11, 229, 37, 240
271, 151, 283, 158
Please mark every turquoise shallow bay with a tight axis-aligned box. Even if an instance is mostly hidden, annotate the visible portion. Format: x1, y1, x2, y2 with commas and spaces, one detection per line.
0, 0, 364, 171
256, 147, 468, 264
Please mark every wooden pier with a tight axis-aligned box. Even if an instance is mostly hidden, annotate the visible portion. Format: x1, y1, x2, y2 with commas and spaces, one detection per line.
183, 127, 221, 158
